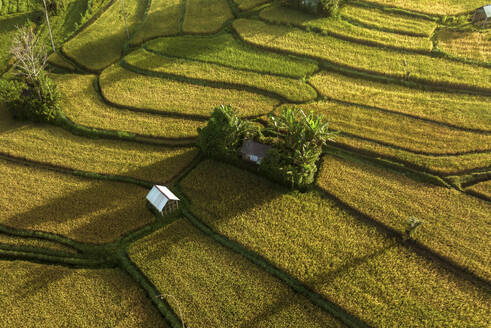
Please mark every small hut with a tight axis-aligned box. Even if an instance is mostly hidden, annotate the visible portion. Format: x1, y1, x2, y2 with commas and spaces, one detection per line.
240, 140, 271, 164
473, 5, 491, 27
146, 185, 180, 215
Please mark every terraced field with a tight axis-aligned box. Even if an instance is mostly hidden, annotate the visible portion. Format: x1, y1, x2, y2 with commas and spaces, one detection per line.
1, 0, 490, 327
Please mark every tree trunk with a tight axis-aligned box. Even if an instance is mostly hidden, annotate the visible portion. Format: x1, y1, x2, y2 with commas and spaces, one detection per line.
42, 0, 56, 52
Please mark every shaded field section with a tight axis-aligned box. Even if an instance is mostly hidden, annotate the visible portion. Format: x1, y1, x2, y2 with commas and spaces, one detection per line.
144, 33, 318, 78
54, 73, 203, 139
0, 260, 168, 327
317, 154, 491, 282
291, 100, 491, 154
0, 233, 77, 254
63, 0, 146, 71
0, 159, 156, 243
179, 160, 490, 327
358, 0, 486, 16
437, 29, 491, 63
233, 19, 491, 92
259, 5, 433, 52
466, 180, 491, 199
99, 64, 279, 117
123, 49, 317, 103
130, 0, 182, 45
310, 71, 491, 132
182, 0, 233, 34
129, 218, 344, 328
233, 0, 270, 11
0, 104, 198, 182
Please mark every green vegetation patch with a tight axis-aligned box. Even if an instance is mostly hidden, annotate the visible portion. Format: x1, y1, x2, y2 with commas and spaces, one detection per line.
0, 13, 32, 73
260, 5, 433, 52
145, 33, 318, 78
129, 218, 343, 328
360, 0, 486, 16
54, 73, 203, 139
340, 3, 437, 37
180, 160, 490, 327
48, 52, 76, 70
233, 0, 270, 11
466, 180, 491, 199
130, 0, 182, 46
232, 19, 491, 92
63, 0, 146, 71
0, 103, 198, 182
124, 49, 317, 103
0, 159, 156, 243
438, 29, 491, 63
310, 71, 491, 132
99, 64, 279, 117
292, 100, 491, 154
0, 260, 167, 327
317, 154, 491, 281
182, 0, 233, 34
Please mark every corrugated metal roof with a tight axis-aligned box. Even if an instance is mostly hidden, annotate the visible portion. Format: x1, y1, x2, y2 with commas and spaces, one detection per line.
155, 185, 180, 201
240, 140, 271, 159
483, 5, 491, 17
146, 185, 179, 213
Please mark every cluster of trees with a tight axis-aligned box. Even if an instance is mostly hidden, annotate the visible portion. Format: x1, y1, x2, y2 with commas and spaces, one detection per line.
198, 105, 337, 189
281, 0, 342, 17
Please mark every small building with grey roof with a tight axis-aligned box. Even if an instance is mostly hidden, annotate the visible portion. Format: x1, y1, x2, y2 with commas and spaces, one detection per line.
240, 140, 271, 164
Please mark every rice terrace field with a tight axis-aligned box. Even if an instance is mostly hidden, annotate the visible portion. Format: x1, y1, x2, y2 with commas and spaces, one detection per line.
0, 0, 490, 327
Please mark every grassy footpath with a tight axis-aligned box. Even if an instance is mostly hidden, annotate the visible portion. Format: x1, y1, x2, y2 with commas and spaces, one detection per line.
233, 19, 491, 92
358, 0, 486, 16
124, 49, 317, 103
54, 73, 203, 139
0, 159, 157, 243
129, 218, 344, 328
182, 0, 233, 34
0, 261, 168, 327
63, 0, 146, 71
0, 104, 198, 182
310, 71, 491, 132
340, 3, 436, 37
99, 64, 279, 117
466, 180, 491, 199
259, 5, 433, 52
179, 160, 490, 327
145, 33, 318, 78
317, 154, 491, 282
130, 0, 181, 45
437, 29, 490, 63
291, 101, 491, 154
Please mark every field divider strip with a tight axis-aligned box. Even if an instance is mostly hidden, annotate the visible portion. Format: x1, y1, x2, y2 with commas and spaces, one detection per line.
339, 15, 430, 38
346, 0, 439, 21
180, 207, 371, 328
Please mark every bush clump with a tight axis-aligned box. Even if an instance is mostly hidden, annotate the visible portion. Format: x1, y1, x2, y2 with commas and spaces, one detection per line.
282, 0, 341, 17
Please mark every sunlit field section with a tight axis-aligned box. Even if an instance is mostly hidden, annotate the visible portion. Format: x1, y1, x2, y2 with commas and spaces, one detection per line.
123, 49, 317, 103
359, 0, 486, 15
0, 159, 155, 243
0, 13, 32, 73
129, 219, 344, 328
340, 3, 436, 37
233, 19, 491, 92
0, 104, 198, 182
0, 261, 167, 327
62, 0, 146, 71
47, 52, 76, 70
54, 73, 203, 139
317, 155, 491, 281
99, 64, 279, 117
182, 0, 233, 34
144, 33, 318, 78
130, 0, 182, 45
466, 180, 491, 199
438, 29, 491, 63
310, 71, 491, 132
292, 101, 491, 154
233, 0, 270, 11
259, 5, 433, 52
180, 160, 490, 327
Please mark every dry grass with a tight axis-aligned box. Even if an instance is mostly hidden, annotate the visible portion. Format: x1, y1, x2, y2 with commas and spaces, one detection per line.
0, 260, 168, 327
260, 5, 433, 51
0, 159, 157, 243
291, 100, 491, 154
99, 64, 279, 117
63, 0, 146, 71
360, 0, 486, 15
124, 49, 317, 103
317, 154, 491, 281
180, 160, 491, 327
233, 19, 491, 91
129, 218, 343, 328
0, 103, 198, 182
54, 73, 203, 139
310, 70, 491, 131
182, 0, 233, 34
438, 29, 491, 63
466, 180, 491, 199
130, 0, 182, 45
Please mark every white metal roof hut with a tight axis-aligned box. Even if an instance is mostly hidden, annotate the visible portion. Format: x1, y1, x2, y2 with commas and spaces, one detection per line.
240, 140, 271, 164
473, 5, 491, 27
146, 185, 180, 215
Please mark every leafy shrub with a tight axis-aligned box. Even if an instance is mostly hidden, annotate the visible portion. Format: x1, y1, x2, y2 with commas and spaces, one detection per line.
281, 0, 341, 17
